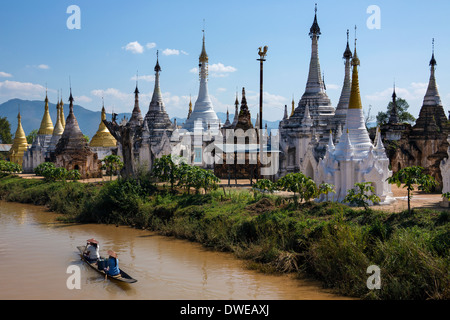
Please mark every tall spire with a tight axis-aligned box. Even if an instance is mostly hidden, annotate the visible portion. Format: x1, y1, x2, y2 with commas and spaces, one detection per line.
129, 73, 144, 126
144, 51, 172, 131
38, 88, 54, 135
60, 90, 65, 128
348, 26, 362, 110
335, 29, 353, 117
53, 94, 64, 136
232, 91, 239, 127
187, 95, 193, 119
148, 50, 166, 113
388, 82, 400, 124
183, 29, 219, 131
335, 28, 373, 158
291, 95, 295, 117
294, 3, 332, 120
412, 38, 447, 134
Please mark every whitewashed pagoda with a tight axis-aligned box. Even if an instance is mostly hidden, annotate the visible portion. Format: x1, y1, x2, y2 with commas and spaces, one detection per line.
316, 34, 394, 204
278, 4, 336, 179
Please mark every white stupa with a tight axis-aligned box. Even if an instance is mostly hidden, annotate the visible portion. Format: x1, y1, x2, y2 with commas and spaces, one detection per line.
316, 37, 395, 205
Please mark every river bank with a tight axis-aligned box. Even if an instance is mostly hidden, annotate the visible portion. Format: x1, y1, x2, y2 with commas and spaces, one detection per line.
0, 172, 448, 300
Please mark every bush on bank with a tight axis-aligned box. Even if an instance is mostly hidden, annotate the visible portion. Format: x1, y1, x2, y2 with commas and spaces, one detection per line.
0, 172, 448, 300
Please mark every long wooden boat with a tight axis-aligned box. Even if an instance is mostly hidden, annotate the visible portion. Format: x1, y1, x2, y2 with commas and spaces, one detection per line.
77, 246, 137, 283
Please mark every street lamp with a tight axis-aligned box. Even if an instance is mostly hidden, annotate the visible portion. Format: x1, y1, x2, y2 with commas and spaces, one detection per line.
257, 46, 268, 180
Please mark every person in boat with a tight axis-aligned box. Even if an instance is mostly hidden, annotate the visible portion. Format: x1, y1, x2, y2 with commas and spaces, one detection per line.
104, 250, 120, 276
83, 238, 100, 263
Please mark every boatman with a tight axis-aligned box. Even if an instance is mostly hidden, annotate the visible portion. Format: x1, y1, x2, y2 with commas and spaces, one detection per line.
104, 250, 120, 276
83, 238, 100, 263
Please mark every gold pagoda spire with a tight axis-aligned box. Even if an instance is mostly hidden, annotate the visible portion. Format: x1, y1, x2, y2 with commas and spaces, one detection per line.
348, 26, 362, 110
53, 95, 64, 136
199, 29, 209, 64
38, 89, 54, 135
89, 101, 117, 148
9, 110, 28, 165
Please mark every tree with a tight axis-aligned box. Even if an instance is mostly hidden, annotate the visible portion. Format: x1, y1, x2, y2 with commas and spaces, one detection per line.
83, 135, 90, 143
252, 179, 278, 194
0, 160, 21, 173
101, 155, 124, 181
276, 172, 318, 205
26, 129, 38, 144
344, 182, 380, 209
318, 182, 336, 202
0, 117, 12, 144
152, 155, 181, 193
387, 166, 436, 214
376, 97, 416, 126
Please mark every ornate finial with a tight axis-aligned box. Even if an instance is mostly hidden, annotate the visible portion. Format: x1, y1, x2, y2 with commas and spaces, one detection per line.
323, 72, 326, 90
154, 50, 161, 72
199, 27, 208, 63
343, 29, 353, 59
430, 38, 437, 67
392, 80, 397, 100
352, 25, 360, 66
309, 3, 321, 38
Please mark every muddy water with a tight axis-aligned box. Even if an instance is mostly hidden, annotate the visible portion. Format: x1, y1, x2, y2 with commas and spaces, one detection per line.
0, 201, 349, 300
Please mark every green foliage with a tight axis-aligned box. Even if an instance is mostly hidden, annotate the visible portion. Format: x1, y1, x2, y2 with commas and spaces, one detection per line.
0, 160, 22, 173
101, 155, 124, 181
376, 97, 416, 126
152, 155, 219, 194
34, 162, 80, 182
387, 166, 437, 214
0, 116, 13, 144
344, 182, 380, 209
276, 172, 318, 204
318, 183, 336, 202
26, 129, 38, 144
252, 179, 277, 193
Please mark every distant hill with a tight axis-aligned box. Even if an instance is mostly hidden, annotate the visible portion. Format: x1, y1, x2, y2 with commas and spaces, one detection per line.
0, 99, 281, 139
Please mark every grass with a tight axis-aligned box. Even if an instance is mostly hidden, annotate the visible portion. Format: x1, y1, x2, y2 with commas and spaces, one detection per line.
0, 172, 448, 300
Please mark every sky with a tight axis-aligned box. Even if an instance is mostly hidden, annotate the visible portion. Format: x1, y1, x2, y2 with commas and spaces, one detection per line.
0, 0, 449, 122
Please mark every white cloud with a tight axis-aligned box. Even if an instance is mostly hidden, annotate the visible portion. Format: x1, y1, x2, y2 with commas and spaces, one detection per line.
0, 72, 12, 78
181, 50, 189, 55
130, 74, 155, 82
146, 42, 157, 49
162, 48, 180, 56
37, 64, 50, 70
209, 63, 237, 73
0, 80, 46, 101
217, 88, 227, 92
123, 41, 144, 54
74, 95, 92, 103
190, 67, 198, 74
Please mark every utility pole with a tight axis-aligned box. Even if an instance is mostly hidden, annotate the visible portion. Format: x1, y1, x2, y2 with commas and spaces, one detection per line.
257, 46, 268, 180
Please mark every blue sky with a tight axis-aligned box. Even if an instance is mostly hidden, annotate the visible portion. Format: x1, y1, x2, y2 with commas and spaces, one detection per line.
0, 0, 449, 121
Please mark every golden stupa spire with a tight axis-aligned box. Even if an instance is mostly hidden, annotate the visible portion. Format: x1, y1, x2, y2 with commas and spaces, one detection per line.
348, 26, 362, 110
199, 27, 209, 64
53, 90, 64, 136
9, 108, 28, 165
38, 88, 54, 135
89, 98, 117, 148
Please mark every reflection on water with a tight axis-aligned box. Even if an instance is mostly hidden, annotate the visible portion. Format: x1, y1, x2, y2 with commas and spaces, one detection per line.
0, 201, 350, 300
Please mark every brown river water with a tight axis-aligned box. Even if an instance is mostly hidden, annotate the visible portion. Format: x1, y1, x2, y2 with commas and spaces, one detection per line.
0, 200, 350, 300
